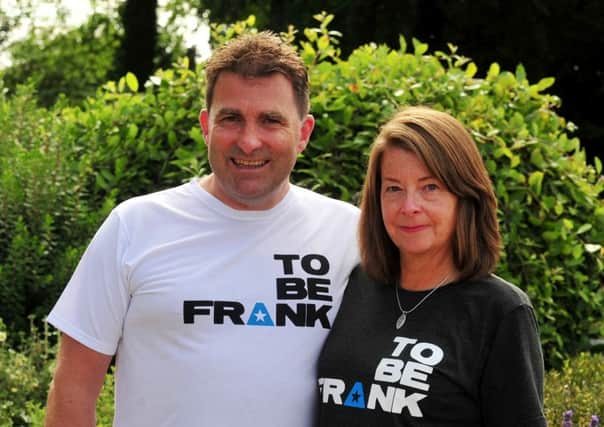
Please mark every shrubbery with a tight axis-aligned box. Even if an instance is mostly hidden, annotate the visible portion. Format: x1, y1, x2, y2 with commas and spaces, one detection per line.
1, 14, 121, 108
0, 7, 602, 377
0, 318, 55, 426
544, 352, 604, 426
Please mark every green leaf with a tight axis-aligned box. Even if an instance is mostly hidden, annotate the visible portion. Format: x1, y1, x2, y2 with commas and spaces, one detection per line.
127, 124, 139, 140
317, 35, 330, 50
534, 77, 555, 92
412, 38, 428, 55
125, 72, 139, 92
465, 62, 477, 78
189, 127, 204, 144
302, 43, 316, 58
486, 63, 500, 81
543, 230, 559, 241
515, 64, 527, 82
398, 35, 407, 53
114, 157, 127, 177
528, 171, 544, 195
321, 14, 334, 27
304, 28, 317, 42
530, 149, 546, 168
494, 146, 514, 160
95, 173, 108, 190
576, 223, 592, 235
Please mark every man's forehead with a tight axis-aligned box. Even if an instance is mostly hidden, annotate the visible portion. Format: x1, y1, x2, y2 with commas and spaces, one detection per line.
213, 106, 287, 117
209, 72, 299, 117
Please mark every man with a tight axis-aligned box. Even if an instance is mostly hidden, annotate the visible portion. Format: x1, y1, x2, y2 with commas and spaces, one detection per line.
44, 31, 359, 426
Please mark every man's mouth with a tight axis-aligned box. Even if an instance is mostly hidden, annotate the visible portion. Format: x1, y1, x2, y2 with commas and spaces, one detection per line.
232, 158, 268, 168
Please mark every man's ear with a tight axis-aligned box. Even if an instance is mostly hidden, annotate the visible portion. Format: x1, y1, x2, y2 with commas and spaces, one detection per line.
297, 114, 315, 153
199, 109, 210, 143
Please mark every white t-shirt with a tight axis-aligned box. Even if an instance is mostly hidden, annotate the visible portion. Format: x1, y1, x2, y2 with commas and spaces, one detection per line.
47, 178, 360, 427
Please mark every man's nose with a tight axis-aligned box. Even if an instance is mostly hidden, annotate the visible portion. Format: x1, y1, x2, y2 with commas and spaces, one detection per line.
238, 124, 262, 154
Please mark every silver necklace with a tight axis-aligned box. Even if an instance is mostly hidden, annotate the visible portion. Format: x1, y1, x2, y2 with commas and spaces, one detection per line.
395, 275, 450, 329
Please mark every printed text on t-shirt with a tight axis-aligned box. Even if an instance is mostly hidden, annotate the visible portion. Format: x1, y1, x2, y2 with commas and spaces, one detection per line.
182, 253, 334, 328
318, 337, 444, 417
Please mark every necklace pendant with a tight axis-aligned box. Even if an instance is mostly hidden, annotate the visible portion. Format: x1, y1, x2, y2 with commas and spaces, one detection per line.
396, 312, 407, 329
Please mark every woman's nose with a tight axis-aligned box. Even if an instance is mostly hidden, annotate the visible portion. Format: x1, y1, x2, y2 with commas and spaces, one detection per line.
399, 191, 422, 214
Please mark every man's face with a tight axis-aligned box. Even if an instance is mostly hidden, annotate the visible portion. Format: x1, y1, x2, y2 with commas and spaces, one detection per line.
200, 72, 314, 210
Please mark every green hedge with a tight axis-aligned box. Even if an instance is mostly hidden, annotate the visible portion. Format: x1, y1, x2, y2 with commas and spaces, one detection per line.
544, 352, 604, 426
0, 14, 602, 369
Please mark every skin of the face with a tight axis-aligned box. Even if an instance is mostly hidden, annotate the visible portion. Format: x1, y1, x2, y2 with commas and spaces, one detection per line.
380, 146, 459, 269
199, 71, 315, 210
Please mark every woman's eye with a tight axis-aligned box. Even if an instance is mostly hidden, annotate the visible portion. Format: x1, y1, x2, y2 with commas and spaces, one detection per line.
384, 186, 400, 193
424, 183, 439, 192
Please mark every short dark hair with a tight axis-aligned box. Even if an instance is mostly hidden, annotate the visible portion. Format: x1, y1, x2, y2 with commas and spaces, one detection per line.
205, 31, 310, 118
359, 106, 501, 284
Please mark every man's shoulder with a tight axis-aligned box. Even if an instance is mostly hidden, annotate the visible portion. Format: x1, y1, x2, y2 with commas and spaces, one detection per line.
110, 181, 198, 229
116, 181, 194, 212
290, 184, 360, 214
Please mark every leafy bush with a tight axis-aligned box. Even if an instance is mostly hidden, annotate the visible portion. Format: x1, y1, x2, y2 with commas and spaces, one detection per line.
544, 352, 604, 426
0, 14, 602, 370
0, 316, 116, 427
0, 14, 122, 107
63, 62, 206, 205
0, 85, 115, 334
0, 318, 56, 426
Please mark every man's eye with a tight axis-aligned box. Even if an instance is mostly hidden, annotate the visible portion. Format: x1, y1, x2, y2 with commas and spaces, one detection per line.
263, 116, 282, 124
221, 115, 240, 122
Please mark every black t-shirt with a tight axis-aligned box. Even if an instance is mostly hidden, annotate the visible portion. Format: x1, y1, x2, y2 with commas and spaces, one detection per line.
316, 266, 547, 427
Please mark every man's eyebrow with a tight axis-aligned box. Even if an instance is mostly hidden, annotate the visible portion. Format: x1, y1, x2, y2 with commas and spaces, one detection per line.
215, 108, 241, 117
261, 111, 287, 120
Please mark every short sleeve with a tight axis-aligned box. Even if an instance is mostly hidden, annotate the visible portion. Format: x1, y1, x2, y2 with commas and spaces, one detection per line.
46, 210, 131, 355
480, 304, 547, 427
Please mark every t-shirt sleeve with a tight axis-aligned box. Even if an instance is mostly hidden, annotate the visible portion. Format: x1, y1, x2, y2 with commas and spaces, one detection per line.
480, 304, 547, 427
46, 209, 130, 356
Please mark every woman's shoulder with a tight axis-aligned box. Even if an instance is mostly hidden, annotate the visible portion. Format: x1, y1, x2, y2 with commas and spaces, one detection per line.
461, 274, 535, 314
344, 264, 390, 298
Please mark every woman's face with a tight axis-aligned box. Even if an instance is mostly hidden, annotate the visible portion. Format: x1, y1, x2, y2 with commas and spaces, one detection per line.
380, 146, 458, 266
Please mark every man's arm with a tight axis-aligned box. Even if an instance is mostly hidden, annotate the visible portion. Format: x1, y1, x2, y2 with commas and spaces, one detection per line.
45, 333, 113, 427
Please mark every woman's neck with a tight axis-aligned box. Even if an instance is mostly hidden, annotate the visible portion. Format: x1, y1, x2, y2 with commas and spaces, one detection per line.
399, 253, 458, 290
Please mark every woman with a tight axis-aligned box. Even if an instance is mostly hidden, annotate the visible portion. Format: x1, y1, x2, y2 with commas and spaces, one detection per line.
317, 106, 546, 426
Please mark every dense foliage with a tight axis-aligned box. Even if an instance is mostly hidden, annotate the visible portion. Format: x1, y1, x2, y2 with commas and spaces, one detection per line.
1, 13, 122, 107
544, 351, 604, 426
0, 318, 55, 426
0, 13, 602, 372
